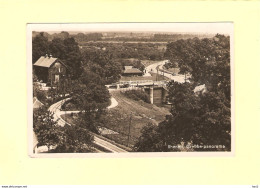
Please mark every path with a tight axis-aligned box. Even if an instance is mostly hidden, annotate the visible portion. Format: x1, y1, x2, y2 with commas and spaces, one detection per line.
48, 96, 127, 153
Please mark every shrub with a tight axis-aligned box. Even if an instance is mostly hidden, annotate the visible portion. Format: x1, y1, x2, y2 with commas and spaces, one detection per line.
61, 100, 78, 111
123, 89, 150, 103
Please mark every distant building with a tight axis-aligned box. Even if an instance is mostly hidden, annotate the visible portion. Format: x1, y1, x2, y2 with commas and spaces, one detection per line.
34, 54, 69, 86
122, 66, 143, 77
124, 66, 133, 70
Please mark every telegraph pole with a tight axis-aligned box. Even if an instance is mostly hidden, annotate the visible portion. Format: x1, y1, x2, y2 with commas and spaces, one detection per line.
127, 112, 132, 147
156, 67, 159, 81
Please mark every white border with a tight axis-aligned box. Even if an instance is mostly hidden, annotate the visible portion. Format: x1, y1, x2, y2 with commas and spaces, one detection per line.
27, 23, 234, 158
0, 186, 252, 188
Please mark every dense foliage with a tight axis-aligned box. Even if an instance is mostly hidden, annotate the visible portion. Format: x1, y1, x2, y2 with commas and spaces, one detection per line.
32, 32, 49, 64
33, 32, 113, 144
33, 32, 82, 79
68, 70, 111, 133
33, 107, 94, 153
49, 37, 83, 79
81, 42, 164, 61
136, 34, 231, 152
33, 68, 111, 152
122, 90, 150, 103
82, 49, 122, 84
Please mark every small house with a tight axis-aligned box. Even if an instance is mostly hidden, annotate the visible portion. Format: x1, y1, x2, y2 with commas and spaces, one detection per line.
122, 66, 143, 77
34, 54, 69, 86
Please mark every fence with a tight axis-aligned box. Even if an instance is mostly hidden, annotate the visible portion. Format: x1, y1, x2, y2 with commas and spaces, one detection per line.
119, 80, 153, 85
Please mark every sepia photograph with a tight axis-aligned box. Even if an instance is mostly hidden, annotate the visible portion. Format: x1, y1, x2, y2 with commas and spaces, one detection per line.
28, 23, 234, 156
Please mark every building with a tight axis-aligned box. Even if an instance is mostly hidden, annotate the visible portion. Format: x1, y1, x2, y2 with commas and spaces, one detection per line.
122, 66, 143, 77
33, 97, 44, 109
34, 54, 69, 86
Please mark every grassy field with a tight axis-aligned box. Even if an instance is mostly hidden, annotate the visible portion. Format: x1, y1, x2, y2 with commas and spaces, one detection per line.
103, 90, 170, 147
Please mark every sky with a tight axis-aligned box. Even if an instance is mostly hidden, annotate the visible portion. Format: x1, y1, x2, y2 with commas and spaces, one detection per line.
29, 23, 233, 35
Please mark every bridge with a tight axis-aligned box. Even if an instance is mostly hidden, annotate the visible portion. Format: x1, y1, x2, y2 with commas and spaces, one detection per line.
109, 80, 169, 106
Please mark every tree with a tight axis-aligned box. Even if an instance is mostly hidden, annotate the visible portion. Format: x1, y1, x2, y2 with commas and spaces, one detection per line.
134, 123, 163, 152
32, 32, 50, 63
49, 37, 82, 79
33, 32, 83, 79
136, 35, 231, 152
33, 108, 63, 150
54, 124, 94, 153
49, 38, 66, 60
104, 60, 122, 84
165, 35, 230, 90
70, 74, 111, 133
33, 107, 94, 152
82, 50, 122, 84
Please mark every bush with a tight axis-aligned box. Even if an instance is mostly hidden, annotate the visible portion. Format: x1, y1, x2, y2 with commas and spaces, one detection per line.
61, 100, 78, 111
123, 89, 150, 103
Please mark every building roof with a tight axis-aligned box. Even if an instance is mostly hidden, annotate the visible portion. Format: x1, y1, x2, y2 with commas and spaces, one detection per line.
33, 97, 44, 109
124, 66, 133, 70
123, 68, 142, 74
34, 56, 58, 68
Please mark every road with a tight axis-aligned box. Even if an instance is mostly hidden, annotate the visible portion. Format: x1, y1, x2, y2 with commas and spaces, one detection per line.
48, 97, 128, 153
49, 98, 71, 126
145, 60, 167, 74
143, 60, 166, 77
144, 60, 189, 83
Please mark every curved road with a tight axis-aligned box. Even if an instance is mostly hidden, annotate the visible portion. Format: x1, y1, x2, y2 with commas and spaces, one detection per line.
145, 60, 189, 83
48, 96, 127, 153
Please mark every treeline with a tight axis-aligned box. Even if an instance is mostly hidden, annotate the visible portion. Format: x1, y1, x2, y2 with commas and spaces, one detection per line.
32, 31, 215, 43
74, 33, 103, 42
153, 33, 214, 41
32, 31, 103, 42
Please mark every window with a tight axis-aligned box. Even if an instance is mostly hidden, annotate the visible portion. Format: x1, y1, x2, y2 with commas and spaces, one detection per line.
55, 75, 59, 83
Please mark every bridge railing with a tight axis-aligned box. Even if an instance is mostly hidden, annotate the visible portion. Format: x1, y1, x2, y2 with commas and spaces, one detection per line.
119, 80, 168, 85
